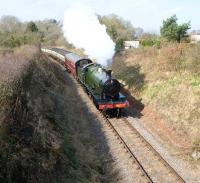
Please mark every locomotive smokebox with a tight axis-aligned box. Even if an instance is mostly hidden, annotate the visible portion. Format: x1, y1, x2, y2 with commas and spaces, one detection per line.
103, 78, 121, 98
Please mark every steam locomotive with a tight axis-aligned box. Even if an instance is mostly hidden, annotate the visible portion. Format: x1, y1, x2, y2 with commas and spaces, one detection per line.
42, 47, 129, 117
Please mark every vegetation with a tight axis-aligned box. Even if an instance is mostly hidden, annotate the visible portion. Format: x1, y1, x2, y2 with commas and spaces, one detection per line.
113, 43, 200, 152
98, 14, 135, 42
98, 14, 136, 51
0, 16, 70, 49
26, 21, 39, 32
115, 64, 145, 91
140, 38, 161, 48
160, 15, 191, 42
115, 38, 124, 52
0, 46, 117, 183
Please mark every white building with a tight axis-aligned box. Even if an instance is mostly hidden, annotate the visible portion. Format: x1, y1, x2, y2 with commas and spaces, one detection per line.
191, 35, 200, 43
124, 41, 140, 49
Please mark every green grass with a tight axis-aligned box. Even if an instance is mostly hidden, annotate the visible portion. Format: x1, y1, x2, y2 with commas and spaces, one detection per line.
144, 84, 164, 100
143, 77, 181, 100
190, 75, 200, 87
0, 82, 14, 101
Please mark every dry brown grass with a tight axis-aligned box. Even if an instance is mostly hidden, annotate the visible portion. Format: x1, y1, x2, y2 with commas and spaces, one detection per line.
0, 45, 39, 82
157, 43, 186, 71
0, 45, 39, 115
0, 49, 117, 182
113, 43, 200, 152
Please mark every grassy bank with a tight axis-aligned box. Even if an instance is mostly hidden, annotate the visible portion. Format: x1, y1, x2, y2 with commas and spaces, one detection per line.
0, 46, 116, 183
113, 43, 200, 151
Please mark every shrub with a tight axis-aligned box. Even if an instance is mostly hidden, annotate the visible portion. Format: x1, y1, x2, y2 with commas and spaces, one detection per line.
160, 15, 191, 42
3, 35, 22, 48
140, 38, 161, 48
116, 64, 146, 91
157, 43, 187, 71
115, 38, 124, 52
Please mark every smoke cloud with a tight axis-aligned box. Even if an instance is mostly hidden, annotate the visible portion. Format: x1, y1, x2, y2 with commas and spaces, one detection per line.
62, 3, 115, 66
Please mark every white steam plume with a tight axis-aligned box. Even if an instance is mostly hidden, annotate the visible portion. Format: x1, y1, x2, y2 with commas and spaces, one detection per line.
62, 3, 115, 66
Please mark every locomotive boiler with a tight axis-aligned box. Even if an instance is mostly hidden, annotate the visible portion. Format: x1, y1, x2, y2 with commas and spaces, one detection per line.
78, 63, 121, 99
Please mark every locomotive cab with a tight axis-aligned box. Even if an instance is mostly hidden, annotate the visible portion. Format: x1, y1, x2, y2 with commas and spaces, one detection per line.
76, 60, 93, 82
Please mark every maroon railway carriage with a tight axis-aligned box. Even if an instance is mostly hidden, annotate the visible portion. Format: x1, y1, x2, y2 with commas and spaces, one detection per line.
64, 52, 92, 77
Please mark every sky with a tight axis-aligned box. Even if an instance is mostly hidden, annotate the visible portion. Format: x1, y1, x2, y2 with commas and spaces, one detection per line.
0, 0, 199, 32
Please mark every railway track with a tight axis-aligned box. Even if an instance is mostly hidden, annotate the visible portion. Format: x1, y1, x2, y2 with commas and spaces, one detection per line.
100, 114, 186, 183
44, 52, 186, 183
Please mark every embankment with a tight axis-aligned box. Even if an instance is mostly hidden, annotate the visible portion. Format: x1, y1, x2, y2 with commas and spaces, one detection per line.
113, 43, 200, 155
0, 46, 116, 183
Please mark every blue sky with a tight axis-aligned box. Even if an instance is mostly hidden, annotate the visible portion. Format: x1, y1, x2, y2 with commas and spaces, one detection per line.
0, 0, 199, 32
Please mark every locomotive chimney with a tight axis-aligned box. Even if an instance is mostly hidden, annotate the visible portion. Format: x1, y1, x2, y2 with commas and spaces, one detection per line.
106, 69, 112, 79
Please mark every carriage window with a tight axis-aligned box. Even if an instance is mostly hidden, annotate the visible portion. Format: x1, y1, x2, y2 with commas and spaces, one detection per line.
79, 60, 90, 67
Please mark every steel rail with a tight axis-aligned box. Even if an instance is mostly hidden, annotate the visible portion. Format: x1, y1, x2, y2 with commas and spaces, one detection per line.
123, 118, 186, 183
100, 113, 154, 183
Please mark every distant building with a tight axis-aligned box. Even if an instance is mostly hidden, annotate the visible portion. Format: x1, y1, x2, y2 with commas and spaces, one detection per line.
190, 35, 200, 43
124, 41, 139, 49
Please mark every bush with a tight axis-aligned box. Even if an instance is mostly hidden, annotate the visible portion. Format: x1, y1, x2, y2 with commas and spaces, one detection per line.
157, 43, 187, 71
115, 38, 124, 52
116, 64, 146, 91
140, 39, 161, 48
3, 35, 23, 48
160, 15, 191, 42
0, 16, 70, 49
